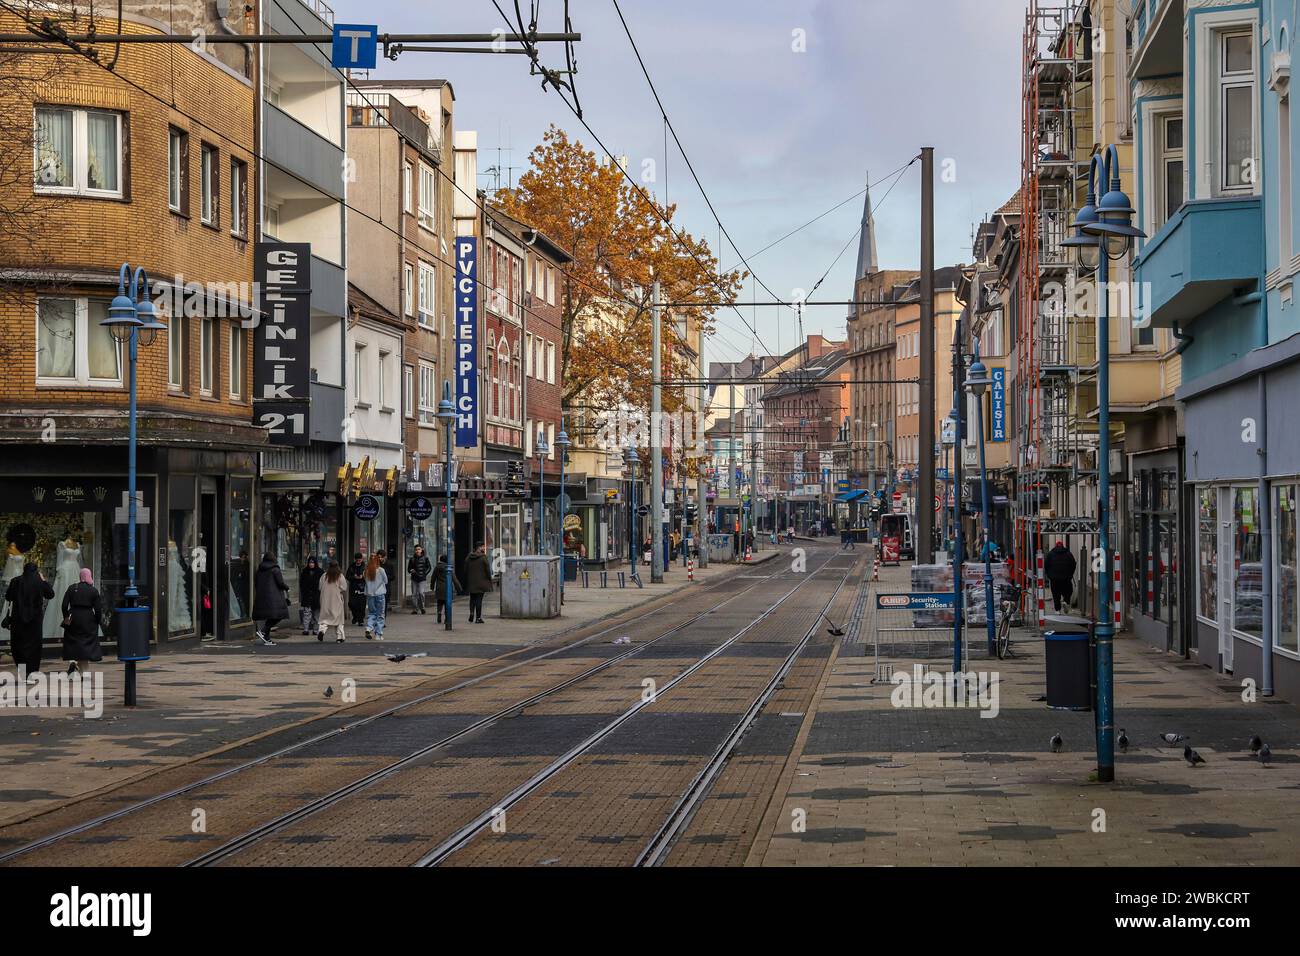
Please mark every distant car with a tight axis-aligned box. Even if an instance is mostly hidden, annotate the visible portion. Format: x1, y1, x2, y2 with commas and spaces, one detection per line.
879, 513, 914, 560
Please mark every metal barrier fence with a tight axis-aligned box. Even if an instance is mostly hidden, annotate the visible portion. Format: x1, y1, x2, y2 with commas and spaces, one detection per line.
870, 589, 967, 681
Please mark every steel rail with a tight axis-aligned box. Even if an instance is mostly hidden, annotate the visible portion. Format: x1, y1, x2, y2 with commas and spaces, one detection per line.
414, 551, 850, 867
0, 558, 781, 865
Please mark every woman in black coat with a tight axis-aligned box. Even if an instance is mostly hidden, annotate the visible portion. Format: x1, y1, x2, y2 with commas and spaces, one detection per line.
299, 556, 323, 634
61, 568, 103, 674
251, 553, 290, 646
5, 563, 54, 675
345, 553, 368, 626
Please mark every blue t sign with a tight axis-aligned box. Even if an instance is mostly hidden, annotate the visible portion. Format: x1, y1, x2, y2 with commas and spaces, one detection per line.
332, 24, 378, 70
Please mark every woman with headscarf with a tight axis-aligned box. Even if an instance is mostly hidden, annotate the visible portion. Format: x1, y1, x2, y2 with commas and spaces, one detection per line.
298, 555, 323, 634
251, 552, 289, 647
345, 553, 368, 626
61, 568, 103, 674
4, 562, 54, 676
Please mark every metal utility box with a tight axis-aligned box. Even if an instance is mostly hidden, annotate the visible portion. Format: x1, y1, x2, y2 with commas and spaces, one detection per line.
706, 533, 735, 563
500, 555, 561, 619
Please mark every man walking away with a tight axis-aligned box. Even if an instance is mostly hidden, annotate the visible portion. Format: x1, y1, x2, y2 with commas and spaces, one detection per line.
464, 542, 493, 624
433, 551, 462, 624
345, 553, 367, 625
252, 553, 290, 646
408, 545, 432, 614
1044, 540, 1077, 612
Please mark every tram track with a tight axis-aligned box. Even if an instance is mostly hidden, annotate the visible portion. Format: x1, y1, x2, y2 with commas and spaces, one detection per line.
0, 554, 789, 866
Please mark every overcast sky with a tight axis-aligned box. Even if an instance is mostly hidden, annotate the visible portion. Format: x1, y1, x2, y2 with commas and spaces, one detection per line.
340, 0, 1025, 362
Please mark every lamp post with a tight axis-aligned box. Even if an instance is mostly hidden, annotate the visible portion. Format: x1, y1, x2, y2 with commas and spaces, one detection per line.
556, 423, 571, 600
945, 404, 963, 671
625, 445, 640, 582
1064, 144, 1145, 784
436, 381, 456, 631
965, 339, 996, 656
536, 427, 550, 554
101, 264, 166, 706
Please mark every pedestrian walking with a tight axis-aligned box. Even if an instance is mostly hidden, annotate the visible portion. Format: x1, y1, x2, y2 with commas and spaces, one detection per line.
345, 553, 367, 625
433, 552, 462, 623
4, 562, 54, 676
299, 556, 323, 634
364, 550, 389, 640
252, 553, 290, 646
407, 544, 432, 614
317, 561, 348, 643
464, 542, 493, 624
61, 568, 104, 674
1044, 540, 1077, 612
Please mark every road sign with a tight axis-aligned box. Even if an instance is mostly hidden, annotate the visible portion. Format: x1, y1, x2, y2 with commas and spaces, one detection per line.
332, 24, 378, 69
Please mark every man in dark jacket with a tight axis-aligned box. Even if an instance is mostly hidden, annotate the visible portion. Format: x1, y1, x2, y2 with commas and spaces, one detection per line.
251, 553, 290, 646
1044, 540, 1077, 612
5, 563, 54, 676
433, 552, 462, 624
408, 545, 432, 615
345, 553, 367, 625
463, 543, 493, 624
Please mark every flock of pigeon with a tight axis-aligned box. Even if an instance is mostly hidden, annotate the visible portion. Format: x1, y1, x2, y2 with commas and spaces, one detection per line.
1048, 730, 1275, 766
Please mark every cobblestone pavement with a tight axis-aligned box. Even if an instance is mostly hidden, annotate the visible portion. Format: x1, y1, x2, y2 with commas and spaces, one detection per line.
749, 559, 1300, 866
0, 547, 782, 830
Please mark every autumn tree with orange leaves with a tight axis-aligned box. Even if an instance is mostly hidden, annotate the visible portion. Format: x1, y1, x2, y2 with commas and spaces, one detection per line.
494, 126, 745, 423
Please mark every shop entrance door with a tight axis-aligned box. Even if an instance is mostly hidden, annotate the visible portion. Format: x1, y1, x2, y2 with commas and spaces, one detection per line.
1219, 487, 1234, 671
199, 491, 217, 638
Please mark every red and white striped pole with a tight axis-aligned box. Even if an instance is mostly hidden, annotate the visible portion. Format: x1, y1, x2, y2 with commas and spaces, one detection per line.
687, 555, 695, 582
1035, 550, 1046, 627
1112, 552, 1122, 627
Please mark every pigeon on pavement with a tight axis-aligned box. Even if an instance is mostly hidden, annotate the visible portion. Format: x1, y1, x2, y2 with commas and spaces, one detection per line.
1259, 743, 1272, 766
1249, 734, 1263, 753
1050, 733, 1063, 753
1160, 732, 1186, 745
385, 652, 429, 663
1183, 744, 1206, 766
1118, 729, 1129, 753
324, 686, 334, 699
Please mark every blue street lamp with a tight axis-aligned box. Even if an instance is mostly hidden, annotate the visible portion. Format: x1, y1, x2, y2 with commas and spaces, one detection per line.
536, 427, 550, 554
436, 381, 456, 631
1069, 144, 1145, 784
555, 424, 572, 601
625, 445, 640, 581
965, 339, 995, 656
945, 402, 963, 671
100, 264, 166, 706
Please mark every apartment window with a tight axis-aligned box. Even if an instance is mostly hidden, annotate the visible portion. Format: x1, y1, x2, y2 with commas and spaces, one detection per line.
200, 142, 219, 226
230, 157, 247, 237
199, 317, 216, 395
34, 107, 122, 197
1157, 114, 1184, 227
36, 297, 120, 386
404, 364, 414, 419
403, 163, 413, 214
546, 341, 556, 385
168, 314, 187, 389
353, 343, 366, 404
418, 261, 436, 328
547, 422, 555, 461
168, 126, 188, 212
534, 337, 544, 379
378, 350, 393, 411
418, 363, 436, 424
1279, 91, 1293, 265
525, 418, 533, 457
1218, 31, 1255, 193
263, 201, 280, 238
404, 263, 414, 316
546, 265, 556, 306
230, 323, 245, 399
524, 333, 533, 377
418, 163, 436, 230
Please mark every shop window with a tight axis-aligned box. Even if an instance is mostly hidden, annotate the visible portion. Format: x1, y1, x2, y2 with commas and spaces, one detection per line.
36, 297, 121, 386
1197, 487, 1218, 623
1276, 484, 1298, 653
167, 501, 196, 637
229, 481, 252, 622
1233, 487, 1263, 639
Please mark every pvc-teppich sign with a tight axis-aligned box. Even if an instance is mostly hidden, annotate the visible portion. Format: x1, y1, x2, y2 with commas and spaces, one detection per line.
455, 237, 479, 448
876, 592, 957, 610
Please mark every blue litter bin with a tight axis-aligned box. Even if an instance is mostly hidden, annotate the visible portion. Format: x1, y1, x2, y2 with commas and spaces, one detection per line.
115, 606, 152, 661
1043, 629, 1091, 710
562, 554, 579, 582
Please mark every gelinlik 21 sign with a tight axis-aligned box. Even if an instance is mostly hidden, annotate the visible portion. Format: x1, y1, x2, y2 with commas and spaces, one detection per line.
455, 237, 479, 448
253, 242, 312, 446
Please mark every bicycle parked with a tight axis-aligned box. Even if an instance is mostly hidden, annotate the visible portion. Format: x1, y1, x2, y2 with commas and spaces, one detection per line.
995, 582, 1025, 660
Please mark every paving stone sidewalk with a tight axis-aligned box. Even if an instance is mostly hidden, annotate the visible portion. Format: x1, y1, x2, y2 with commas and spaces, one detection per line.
0, 548, 782, 828
752, 560, 1300, 866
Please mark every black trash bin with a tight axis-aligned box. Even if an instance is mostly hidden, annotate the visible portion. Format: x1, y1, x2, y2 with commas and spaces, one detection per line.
115, 606, 152, 662
1043, 629, 1091, 711
562, 554, 579, 583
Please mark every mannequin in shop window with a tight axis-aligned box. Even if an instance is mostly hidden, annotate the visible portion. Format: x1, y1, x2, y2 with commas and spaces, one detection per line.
44, 533, 84, 641
167, 538, 191, 630
2, 540, 25, 647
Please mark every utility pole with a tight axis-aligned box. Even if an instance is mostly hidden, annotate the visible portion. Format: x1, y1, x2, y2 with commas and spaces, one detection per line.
697, 323, 709, 568
651, 280, 664, 584
918, 146, 936, 563
729, 363, 736, 553
952, 314, 965, 671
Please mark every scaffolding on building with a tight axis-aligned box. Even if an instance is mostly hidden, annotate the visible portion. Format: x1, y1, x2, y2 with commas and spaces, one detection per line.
1015, 0, 1098, 587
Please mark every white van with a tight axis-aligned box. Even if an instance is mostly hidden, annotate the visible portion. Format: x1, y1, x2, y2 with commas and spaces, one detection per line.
878, 512, 914, 560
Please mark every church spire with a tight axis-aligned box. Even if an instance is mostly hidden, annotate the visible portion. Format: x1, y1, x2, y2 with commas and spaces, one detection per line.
849, 174, 878, 319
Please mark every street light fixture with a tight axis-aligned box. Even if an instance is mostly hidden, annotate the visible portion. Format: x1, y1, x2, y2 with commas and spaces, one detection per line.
99, 264, 165, 707
625, 444, 641, 583
1061, 156, 1102, 273
536, 427, 551, 554
555, 424, 572, 600
1076, 142, 1145, 784
436, 381, 456, 631
964, 340, 996, 656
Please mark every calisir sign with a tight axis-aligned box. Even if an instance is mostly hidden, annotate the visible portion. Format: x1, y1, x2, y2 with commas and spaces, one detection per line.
455, 236, 479, 447
990, 366, 1006, 443
253, 242, 312, 445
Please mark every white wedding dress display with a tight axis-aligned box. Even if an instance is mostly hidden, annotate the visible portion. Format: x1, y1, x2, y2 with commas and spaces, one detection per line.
168, 543, 191, 631
44, 542, 83, 642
